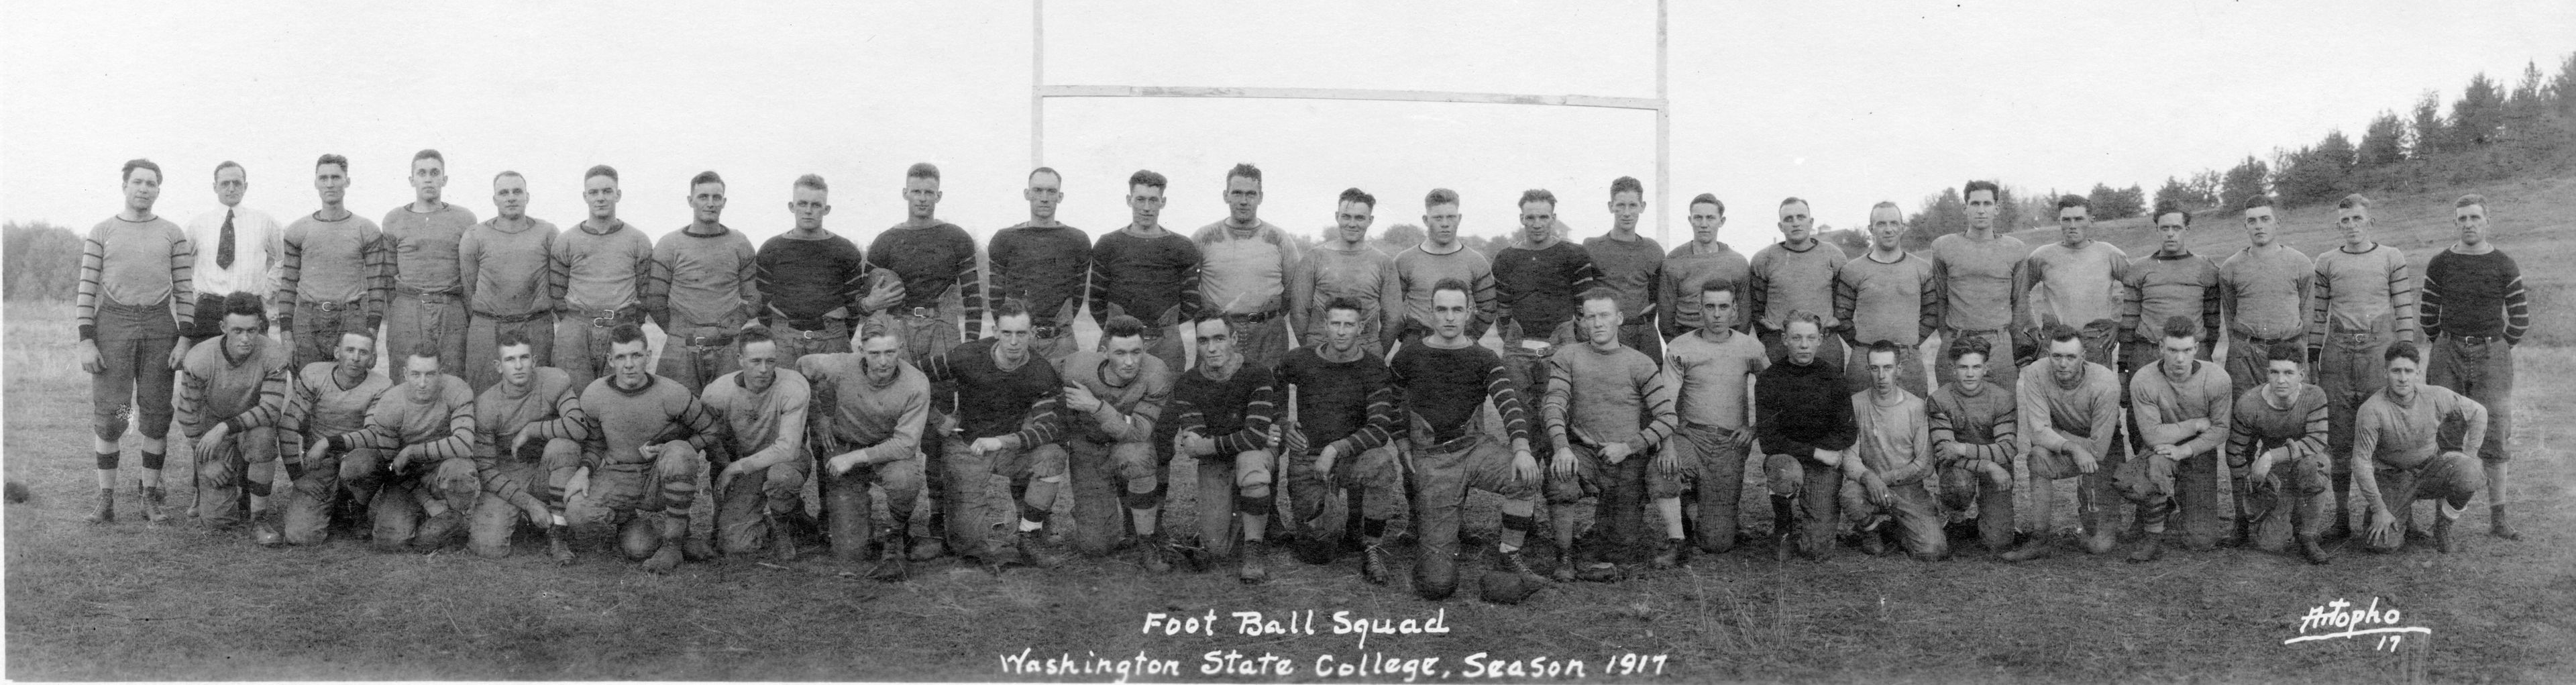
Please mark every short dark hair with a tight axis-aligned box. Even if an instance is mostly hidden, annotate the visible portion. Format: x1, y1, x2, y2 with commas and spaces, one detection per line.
122, 158, 161, 182
1868, 339, 1903, 363
1322, 297, 1366, 318
1432, 277, 1472, 300
906, 162, 940, 182
1947, 333, 1992, 362
991, 298, 1031, 324
1338, 187, 1375, 210
1191, 312, 1233, 336
1962, 180, 1999, 201
689, 170, 724, 189
1028, 166, 1061, 183
408, 341, 443, 365
2056, 194, 2090, 211
2242, 194, 2275, 212
1689, 193, 1724, 215
2337, 193, 2371, 210
2265, 340, 2303, 365
213, 160, 245, 180
2384, 341, 2421, 364
1102, 315, 1146, 343
1128, 169, 1167, 192
737, 323, 773, 351
2454, 193, 2486, 209
2151, 201, 2192, 227
2046, 323, 2083, 346
413, 149, 445, 166
219, 291, 266, 323
1425, 188, 1459, 208
494, 329, 531, 355
1517, 189, 1556, 209
607, 323, 648, 348
795, 173, 828, 193
585, 164, 619, 182
2161, 315, 2200, 342
1226, 163, 1262, 186
315, 154, 349, 175
1699, 279, 1736, 301
1778, 196, 1808, 210
1609, 176, 1644, 199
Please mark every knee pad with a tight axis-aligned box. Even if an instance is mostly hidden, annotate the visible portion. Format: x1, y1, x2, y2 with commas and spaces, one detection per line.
198, 458, 237, 487
137, 413, 173, 440
95, 414, 129, 442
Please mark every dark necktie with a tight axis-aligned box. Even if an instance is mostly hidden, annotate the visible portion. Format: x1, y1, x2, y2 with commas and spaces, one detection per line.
217, 209, 237, 270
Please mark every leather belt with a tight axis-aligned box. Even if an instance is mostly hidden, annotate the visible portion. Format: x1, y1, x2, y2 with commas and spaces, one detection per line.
305, 300, 362, 313
473, 309, 549, 324
563, 306, 637, 327
2447, 333, 2504, 345
1227, 309, 1281, 324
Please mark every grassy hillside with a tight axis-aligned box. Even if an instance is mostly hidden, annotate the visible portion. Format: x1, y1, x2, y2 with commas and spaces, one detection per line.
2005, 173, 2573, 347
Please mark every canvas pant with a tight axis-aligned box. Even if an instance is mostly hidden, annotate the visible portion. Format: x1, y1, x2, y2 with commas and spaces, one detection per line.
340, 446, 478, 549
1405, 432, 1536, 597
940, 435, 1067, 558
2317, 316, 2394, 532
193, 426, 280, 524
2233, 442, 2332, 551
466, 437, 579, 558
656, 325, 741, 395
1549, 443, 1650, 565
1652, 422, 1754, 554
2364, 452, 2484, 553
1762, 450, 1845, 558
2427, 335, 2512, 466
1937, 445, 2017, 551
388, 291, 468, 379
771, 318, 851, 366
280, 437, 343, 545
90, 297, 180, 441
1065, 437, 1161, 556
1282, 441, 1404, 539
1841, 479, 1947, 559
2027, 440, 2123, 537
290, 299, 375, 371
553, 306, 643, 390
712, 454, 813, 556
1187, 448, 1275, 556
818, 449, 924, 562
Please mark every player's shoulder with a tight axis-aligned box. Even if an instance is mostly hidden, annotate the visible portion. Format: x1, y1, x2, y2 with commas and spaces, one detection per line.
181, 337, 226, 370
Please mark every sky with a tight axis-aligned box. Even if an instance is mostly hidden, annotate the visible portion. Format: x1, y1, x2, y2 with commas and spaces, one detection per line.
3, 0, 2569, 250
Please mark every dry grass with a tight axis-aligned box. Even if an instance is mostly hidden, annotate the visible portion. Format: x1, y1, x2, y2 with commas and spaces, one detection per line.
6, 175, 2575, 682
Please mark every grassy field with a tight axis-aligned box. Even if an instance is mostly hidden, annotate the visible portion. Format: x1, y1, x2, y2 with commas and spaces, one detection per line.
5, 176, 2573, 682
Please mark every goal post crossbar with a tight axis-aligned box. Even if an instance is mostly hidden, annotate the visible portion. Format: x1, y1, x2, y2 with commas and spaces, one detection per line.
1032, 0, 1670, 241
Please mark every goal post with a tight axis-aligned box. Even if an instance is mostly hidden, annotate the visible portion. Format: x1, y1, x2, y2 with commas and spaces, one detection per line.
1030, 0, 1672, 242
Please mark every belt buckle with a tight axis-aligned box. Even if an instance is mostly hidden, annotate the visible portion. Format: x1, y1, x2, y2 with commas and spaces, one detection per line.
590, 316, 616, 327
800, 329, 826, 341
909, 307, 936, 319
